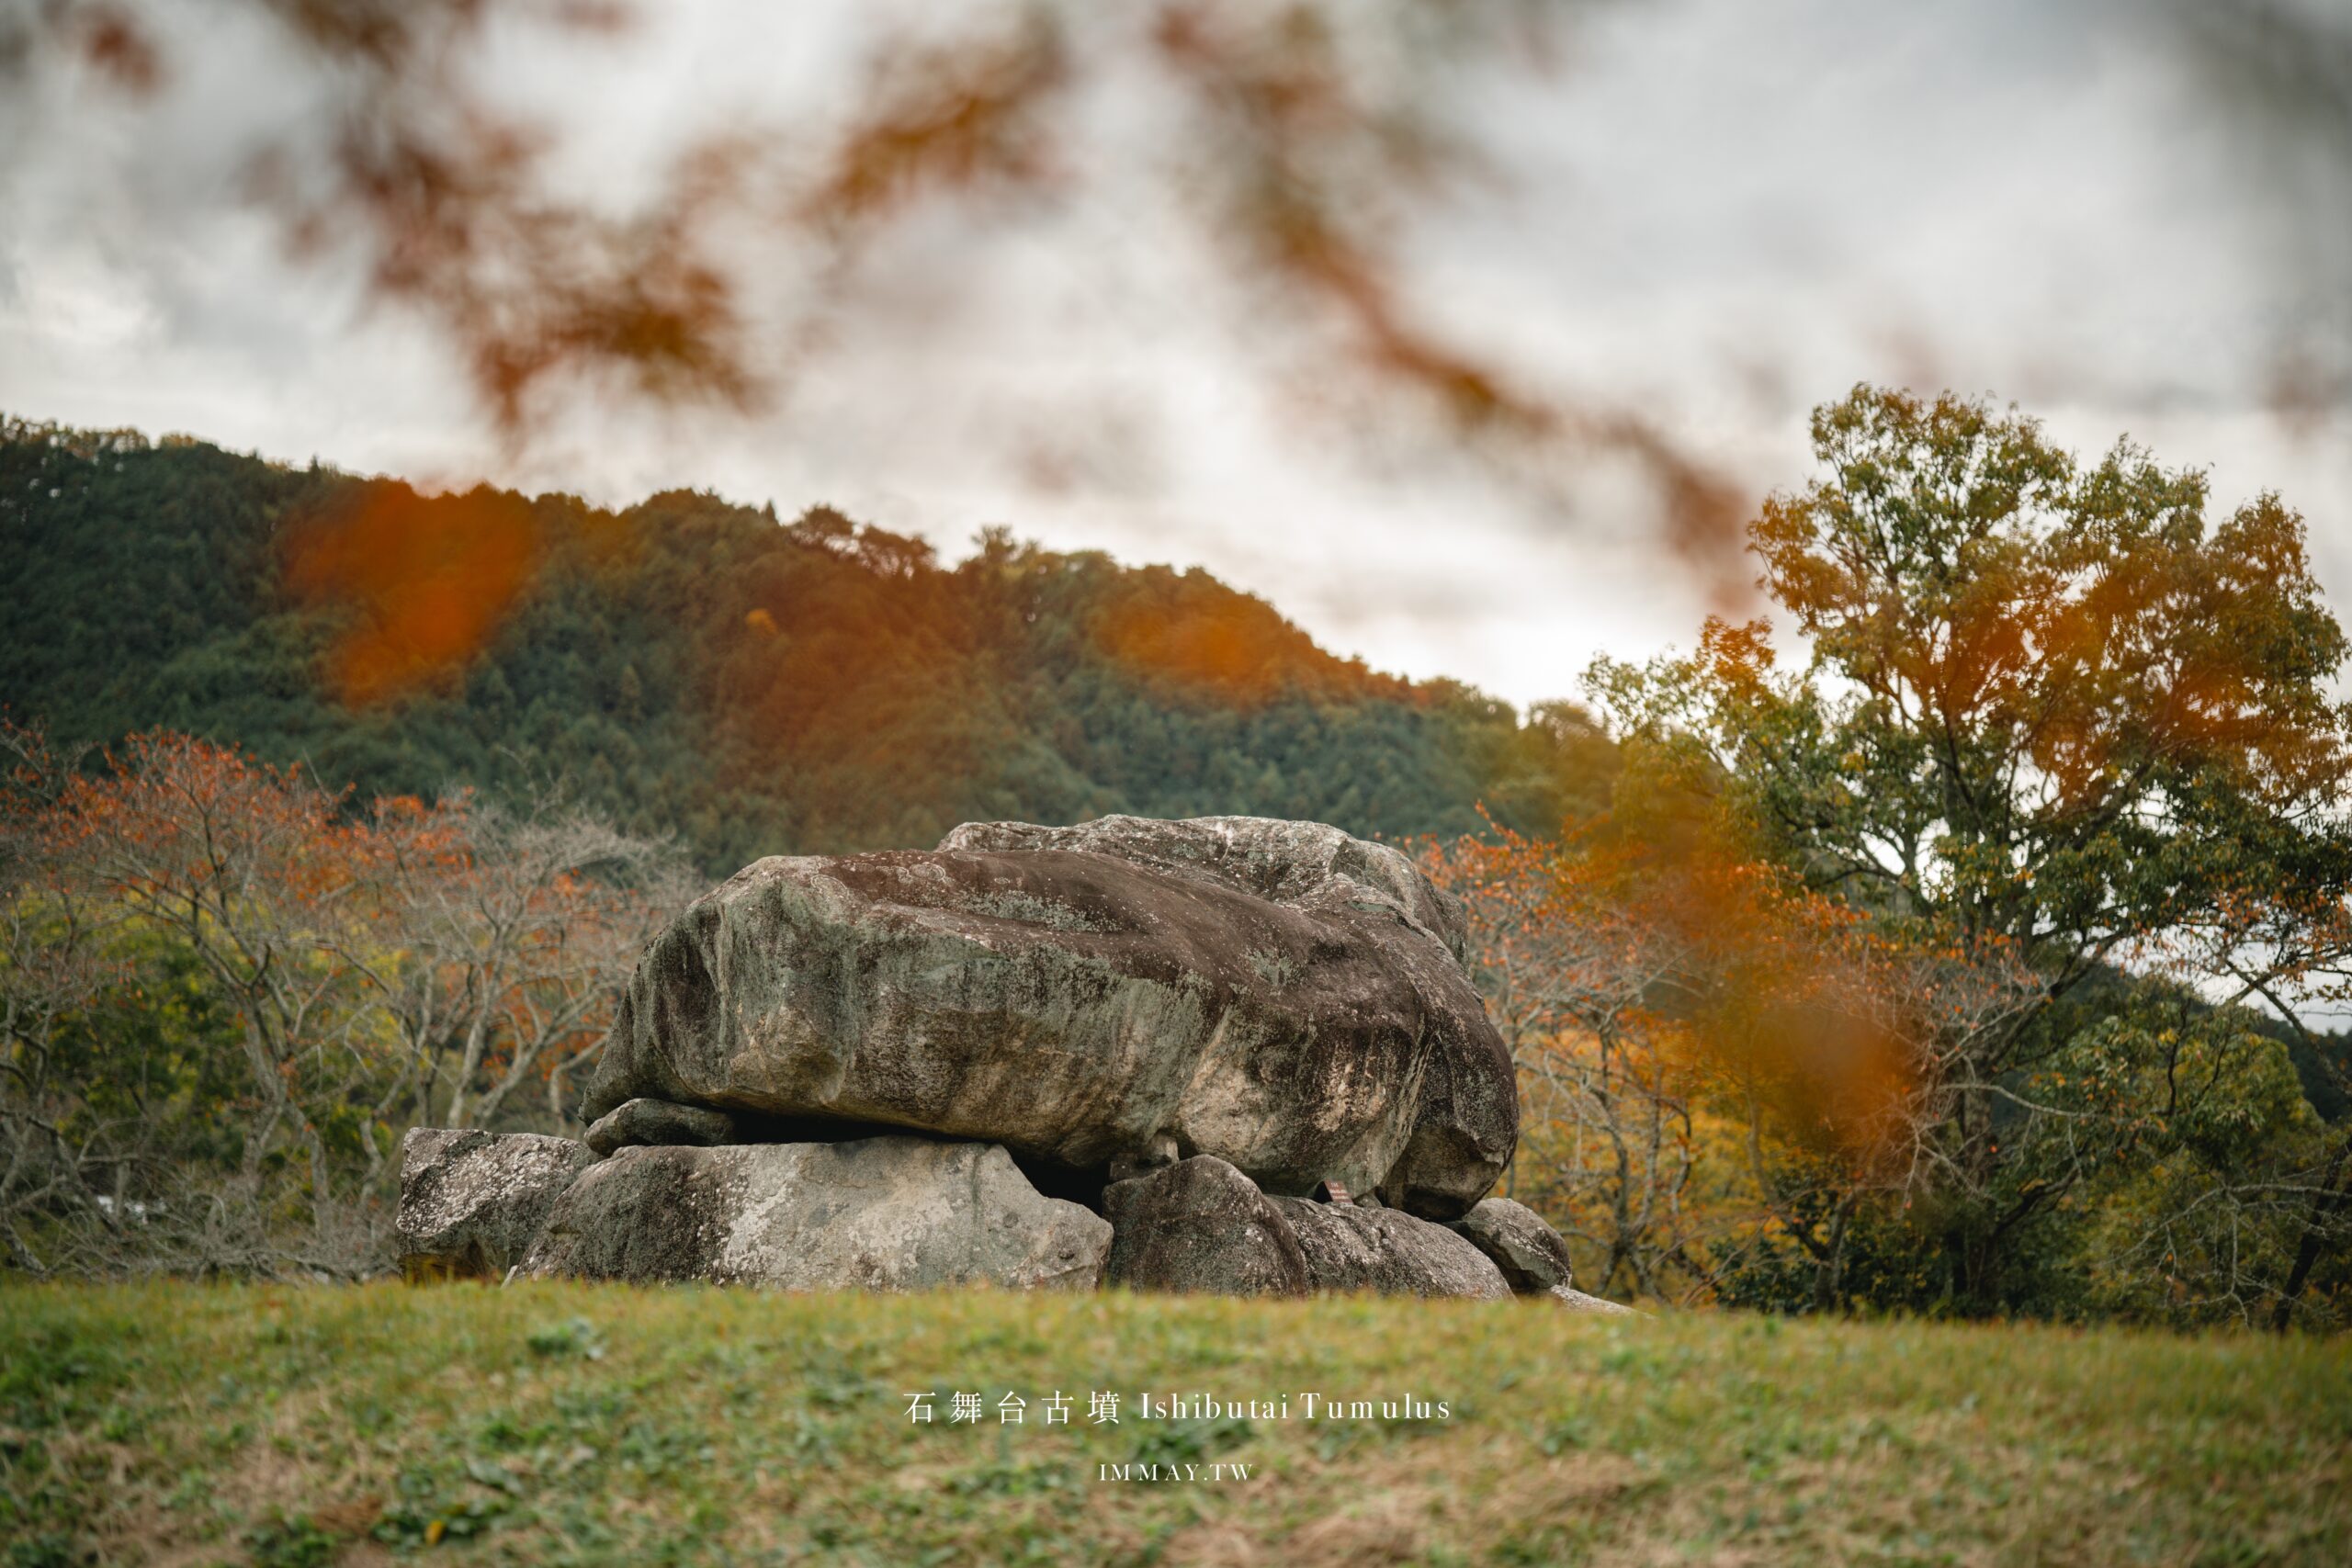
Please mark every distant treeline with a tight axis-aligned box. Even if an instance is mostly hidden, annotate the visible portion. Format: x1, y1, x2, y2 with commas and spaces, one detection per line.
0, 417, 1614, 874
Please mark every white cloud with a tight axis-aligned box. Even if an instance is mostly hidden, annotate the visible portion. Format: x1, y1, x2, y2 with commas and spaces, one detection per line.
1, 0, 2345, 709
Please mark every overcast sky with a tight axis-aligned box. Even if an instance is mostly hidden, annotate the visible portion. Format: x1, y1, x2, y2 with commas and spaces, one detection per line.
4, 0, 2347, 709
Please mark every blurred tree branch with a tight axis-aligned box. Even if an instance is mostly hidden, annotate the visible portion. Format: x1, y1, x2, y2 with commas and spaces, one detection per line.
0, 0, 1764, 587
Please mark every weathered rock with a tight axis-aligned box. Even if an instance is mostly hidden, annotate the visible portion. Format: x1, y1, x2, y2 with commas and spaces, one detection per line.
1447, 1197, 1574, 1294
584, 1097, 747, 1157
579, 815, 1515, 1218
523, 1135, 1111, 1290
1267, 1196, 1510, 1299
398, 1128, 595, 1281
1102, 1156, 1309, 1296
1548, 1285, 1641, 1316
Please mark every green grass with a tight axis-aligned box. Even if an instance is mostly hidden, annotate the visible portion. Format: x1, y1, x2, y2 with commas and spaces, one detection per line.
1, 1284, 2346, 1566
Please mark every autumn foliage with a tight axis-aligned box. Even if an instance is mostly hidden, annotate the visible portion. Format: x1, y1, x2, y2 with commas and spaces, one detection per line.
1428, 387, 2352, 1327
0, 723, 691, 1277
1091, 569, 1407, 707
1421, 801, 2037, 1308
283, 481, 545, 705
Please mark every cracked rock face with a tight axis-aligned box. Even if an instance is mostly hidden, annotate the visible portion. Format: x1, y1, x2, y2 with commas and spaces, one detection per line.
397, 1129, 595, 1281
522, 1136, 1110, 1291
578, 815, 1516, 1218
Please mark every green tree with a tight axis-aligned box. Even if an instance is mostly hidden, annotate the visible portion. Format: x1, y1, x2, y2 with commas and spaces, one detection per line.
1595, 384, 2352, 1319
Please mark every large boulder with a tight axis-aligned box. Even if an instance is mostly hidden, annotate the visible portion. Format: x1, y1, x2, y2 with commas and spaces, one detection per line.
1267, 1197, 1510, 1299
1102, 1156, 1309, 1296
1447, 1197, 1574, 1294
398, 1129, 595, 1281
523, 1135, 1111, 1290
578, 815, 1515, 1218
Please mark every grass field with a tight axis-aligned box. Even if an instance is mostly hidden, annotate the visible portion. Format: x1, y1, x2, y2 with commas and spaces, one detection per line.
1, 1283, 2346, 1567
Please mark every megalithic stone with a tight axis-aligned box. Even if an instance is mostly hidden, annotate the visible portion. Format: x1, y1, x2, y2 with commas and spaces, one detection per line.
523, 1136, 1111, 1290
579, 815, 1517, 1219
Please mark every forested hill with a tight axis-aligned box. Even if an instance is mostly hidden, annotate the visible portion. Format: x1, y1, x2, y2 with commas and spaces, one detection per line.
1, 417, 1614, 873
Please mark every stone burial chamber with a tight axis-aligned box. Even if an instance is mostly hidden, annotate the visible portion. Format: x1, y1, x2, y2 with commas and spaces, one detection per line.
396, 814, 1634, 1312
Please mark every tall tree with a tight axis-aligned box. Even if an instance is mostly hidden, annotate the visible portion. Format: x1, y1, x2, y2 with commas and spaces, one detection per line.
1594, 384, 2352, 1316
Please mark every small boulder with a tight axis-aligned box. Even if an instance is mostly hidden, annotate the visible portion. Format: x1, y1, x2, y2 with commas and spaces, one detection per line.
1267, 1197, 1510, 1299
1102, 1156, 1308, 1296
524, 1135, 1111, 1291
584, 1097, 747, 1156
1549, 1285, 1641, 1316
1447, 1197, 1574, 1294
398, 1128, 595, 1281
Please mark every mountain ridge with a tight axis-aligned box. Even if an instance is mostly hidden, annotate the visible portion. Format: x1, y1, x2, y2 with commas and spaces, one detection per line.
1, 414, 1614, 872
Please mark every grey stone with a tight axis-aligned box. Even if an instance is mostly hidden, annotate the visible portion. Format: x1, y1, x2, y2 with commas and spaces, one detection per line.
398, 1128, 594, 1281
584, 1097, 746, 1157
1548, 1285, 1641, 1316
523, 1135, 1111, 1290
579, 815, 1515, 1219
1447, 1197, 1574, 1294
1102, 1156, 1309, 1296
1107, 1132, 1181, 1185
1267, 1196, 1510, 1299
